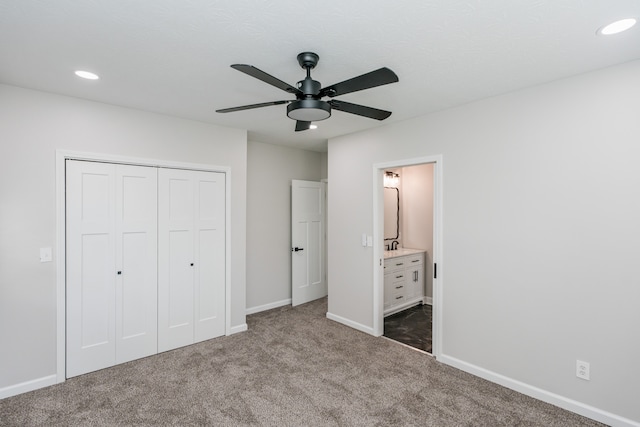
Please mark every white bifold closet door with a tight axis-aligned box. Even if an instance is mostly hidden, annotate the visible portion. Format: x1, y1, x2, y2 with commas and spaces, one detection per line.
158, 168, 226, 352
66, 160, 158, 378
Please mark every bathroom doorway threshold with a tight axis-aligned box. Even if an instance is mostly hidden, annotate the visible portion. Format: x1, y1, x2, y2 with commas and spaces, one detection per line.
383, 303, 432, 354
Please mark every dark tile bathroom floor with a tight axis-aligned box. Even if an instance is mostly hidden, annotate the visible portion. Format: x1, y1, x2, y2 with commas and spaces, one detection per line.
383, 303, 432, 353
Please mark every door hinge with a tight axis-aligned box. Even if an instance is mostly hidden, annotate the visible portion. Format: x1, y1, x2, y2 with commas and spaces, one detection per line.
434, 263, 437, 279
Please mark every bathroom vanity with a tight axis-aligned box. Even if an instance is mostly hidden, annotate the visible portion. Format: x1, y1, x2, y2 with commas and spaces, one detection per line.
383, 248, 425, 316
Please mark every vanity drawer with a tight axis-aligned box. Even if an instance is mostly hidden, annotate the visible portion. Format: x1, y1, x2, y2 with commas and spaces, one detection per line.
388, 271, 407, 282
405, 253, 424, 266
391, 290, 405, 304
384, 258, 408, 273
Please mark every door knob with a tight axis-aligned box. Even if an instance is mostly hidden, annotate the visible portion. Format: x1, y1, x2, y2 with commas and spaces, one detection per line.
292, 247, 304, 252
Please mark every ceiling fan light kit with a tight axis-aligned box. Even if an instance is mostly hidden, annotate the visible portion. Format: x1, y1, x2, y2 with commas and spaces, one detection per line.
216, 51, 398, 132
287, 99, 331, 121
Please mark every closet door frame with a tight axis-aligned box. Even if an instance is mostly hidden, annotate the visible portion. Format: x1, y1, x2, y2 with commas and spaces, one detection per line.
55, 150, 231, 384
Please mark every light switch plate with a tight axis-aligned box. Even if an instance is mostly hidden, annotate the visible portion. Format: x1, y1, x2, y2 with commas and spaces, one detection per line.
40, 247, 52, 263
367, 236, 373, 247
361, 233, 367, 247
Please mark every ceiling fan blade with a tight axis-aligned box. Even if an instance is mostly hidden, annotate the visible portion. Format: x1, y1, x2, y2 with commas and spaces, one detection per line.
216, 100, 290, 113
329, 100, 392, 120
231, 64, 302, 96
320, 67, 398, 98
295, 121, 311, 132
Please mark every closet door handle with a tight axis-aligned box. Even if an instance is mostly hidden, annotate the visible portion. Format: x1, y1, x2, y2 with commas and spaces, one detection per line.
117, 271, 122, 275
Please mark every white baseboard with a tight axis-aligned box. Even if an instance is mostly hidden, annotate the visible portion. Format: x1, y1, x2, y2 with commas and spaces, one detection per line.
246, 298, 291, 315
228, 323, 248, 335
439, 354, 640, 427
326, 312, 374, 335
0, 374, 57, 400
384, 297, 424, 317
424, 296, 433, 305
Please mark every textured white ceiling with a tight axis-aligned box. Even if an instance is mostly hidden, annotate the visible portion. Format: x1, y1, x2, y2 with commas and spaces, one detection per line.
1, 0, 639, 151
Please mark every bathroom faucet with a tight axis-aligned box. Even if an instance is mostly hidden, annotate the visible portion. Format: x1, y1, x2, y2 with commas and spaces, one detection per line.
390, 240, 399, 250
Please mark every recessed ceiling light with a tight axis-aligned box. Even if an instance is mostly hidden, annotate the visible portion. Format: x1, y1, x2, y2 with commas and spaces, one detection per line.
310, 124, 318, 130
598, 18, 637, 35
74, 70, 100, 80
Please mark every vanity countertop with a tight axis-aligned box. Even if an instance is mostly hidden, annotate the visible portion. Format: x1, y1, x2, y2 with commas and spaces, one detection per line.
383, 247, 425, 259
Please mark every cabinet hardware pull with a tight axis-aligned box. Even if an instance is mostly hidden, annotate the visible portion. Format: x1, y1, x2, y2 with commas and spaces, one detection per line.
395, 285, 403, 289
396, 275, 403, 279
395, 296, 403, 300
396, 263, 403, 266
412, 260, 419, 263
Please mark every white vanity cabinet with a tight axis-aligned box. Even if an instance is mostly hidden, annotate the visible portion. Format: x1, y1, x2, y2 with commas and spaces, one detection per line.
383, 249, 425, 316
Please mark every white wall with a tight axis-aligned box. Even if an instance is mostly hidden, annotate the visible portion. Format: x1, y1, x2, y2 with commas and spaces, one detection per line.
0, 84, 247, 393
401, 163, 434, 298
327, 60, 640, 425
246, 141, 326, 312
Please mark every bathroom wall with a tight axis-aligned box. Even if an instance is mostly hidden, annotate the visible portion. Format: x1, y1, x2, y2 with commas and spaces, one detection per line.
401, 163, 434, 299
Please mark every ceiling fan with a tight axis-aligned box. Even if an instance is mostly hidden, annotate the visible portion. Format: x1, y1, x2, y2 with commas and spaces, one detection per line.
216, 52, 399, 132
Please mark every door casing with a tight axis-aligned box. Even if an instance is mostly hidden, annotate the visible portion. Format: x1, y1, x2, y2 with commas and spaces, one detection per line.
291, 179, 327, 306
372, 155, 443, 359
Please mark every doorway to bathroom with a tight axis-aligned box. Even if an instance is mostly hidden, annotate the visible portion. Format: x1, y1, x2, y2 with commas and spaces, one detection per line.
373, 155, 442, 358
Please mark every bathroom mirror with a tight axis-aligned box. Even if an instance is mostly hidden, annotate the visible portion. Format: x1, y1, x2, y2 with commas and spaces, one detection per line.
384, 187, 399, 240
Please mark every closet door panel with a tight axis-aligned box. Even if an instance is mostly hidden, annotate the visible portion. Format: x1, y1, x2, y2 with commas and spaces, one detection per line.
66, 160, 116, 378
168, 230, 194, 327
158, 169, 195, 352
194, 172, 226, 342
115, 165, 158, 364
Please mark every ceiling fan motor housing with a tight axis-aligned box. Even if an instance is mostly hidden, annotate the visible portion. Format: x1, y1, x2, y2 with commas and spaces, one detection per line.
297, 77, 321, 96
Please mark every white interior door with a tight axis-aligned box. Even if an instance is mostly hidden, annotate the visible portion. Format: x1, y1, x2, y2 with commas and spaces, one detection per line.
114, 164, 158, 364
193, 171, 226, 343
66, 160, 158, 377
158, 168, 226, 352
291, 180, 326, 306
66, 160, 116, 377
158, 168, 195, 351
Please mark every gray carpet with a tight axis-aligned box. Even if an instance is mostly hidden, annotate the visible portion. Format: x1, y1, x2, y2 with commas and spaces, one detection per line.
0, 298, 603, 426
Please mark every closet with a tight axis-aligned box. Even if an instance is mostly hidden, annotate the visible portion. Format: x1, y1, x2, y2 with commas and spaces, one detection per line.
66, 160, 225, 378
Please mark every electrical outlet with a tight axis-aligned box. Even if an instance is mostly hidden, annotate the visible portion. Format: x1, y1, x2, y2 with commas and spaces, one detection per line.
576, 360, 590, 380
